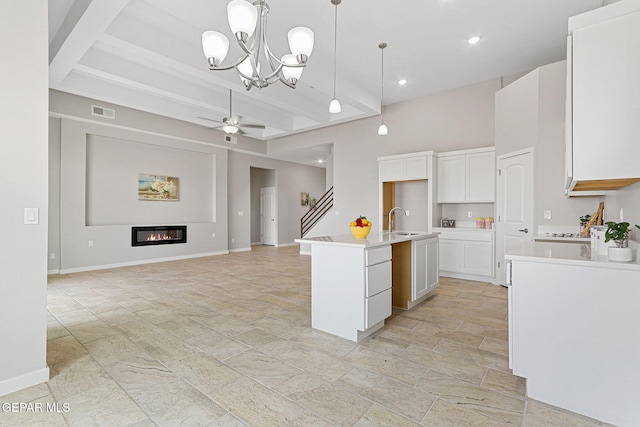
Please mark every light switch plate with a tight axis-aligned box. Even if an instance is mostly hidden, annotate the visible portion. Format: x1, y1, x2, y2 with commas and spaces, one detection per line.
24, 208, 39, 225
544, 210, 552, 220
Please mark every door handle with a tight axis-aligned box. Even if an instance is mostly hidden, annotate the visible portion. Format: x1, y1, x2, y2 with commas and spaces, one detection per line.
518, 228, 529, 234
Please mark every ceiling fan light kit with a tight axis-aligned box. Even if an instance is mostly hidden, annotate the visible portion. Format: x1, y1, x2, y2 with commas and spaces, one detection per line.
199, 89, 266, 135
202, 0, 314, 90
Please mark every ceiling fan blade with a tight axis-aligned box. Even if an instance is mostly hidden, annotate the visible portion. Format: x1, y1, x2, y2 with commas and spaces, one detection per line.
238, 123, 266, 129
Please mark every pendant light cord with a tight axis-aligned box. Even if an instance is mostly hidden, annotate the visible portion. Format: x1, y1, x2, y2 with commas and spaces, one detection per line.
333, 3, 338, 99
379, 43, 386, 119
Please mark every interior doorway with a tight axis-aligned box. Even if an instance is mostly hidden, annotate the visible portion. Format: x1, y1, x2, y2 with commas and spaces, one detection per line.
260, 187, 277, 246
496, 148, 534, 284
250, 167, 276, 246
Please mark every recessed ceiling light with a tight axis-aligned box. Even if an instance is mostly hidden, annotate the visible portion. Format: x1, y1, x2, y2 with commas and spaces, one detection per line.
398, 79, 408, 85
318, 159, 324, 164
468, 36, 481, 45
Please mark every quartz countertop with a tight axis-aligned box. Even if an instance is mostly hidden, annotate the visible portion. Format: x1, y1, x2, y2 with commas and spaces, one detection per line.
295, 231, 439, 249
506, 241, 640, 271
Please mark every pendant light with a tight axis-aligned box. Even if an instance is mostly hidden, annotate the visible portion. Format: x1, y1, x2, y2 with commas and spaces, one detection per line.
329, 0, 341, 113
377, 42, 388, 135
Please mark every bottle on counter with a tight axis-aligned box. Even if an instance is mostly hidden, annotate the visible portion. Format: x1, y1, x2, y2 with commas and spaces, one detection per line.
476, 217, 485, 229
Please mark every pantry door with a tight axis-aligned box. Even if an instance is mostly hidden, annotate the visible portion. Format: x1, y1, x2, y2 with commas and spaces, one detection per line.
260, 187, 277, 246
496, 149, 534, 285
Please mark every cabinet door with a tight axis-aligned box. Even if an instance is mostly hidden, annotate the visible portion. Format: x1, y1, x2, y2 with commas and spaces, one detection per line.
437, 155, 465, 202
466, 152, 495, 202
572, 10, 640, 181
412, 238, 440, 300
438, 239, 461, 272
380, 159, 404, 182
404, 156, 427, 180
461, 241, 493, 276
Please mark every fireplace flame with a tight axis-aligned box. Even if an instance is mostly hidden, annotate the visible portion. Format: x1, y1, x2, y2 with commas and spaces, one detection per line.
146, 233, 173, 241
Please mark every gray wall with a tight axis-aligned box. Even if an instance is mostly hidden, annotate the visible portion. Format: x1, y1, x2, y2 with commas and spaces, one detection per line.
49, 90, 326, 270
269, 78, 502, 236
0, 0, 49, 394
228, 152, 326, 250
495, 61, 608, 231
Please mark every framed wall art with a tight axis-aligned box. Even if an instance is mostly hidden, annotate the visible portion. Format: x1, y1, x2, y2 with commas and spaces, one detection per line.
138, 174, 179, 201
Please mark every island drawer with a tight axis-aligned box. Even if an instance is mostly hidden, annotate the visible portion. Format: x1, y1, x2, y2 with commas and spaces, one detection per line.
365, 288, 392, 329
365, 245, 392, 266
365, 260, 392, 297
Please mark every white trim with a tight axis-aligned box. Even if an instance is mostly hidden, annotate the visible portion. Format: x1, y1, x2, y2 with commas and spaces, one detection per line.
58, 251, 229, 274
229, 247, 252, 253
0, 367, 50, 397
47, 269, 61, 275
377, 150, 434, 161
299, 250, 311, 256
440, 271, 497, 284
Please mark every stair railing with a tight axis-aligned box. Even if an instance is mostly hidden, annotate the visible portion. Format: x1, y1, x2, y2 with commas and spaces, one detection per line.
301, 186, 333, 237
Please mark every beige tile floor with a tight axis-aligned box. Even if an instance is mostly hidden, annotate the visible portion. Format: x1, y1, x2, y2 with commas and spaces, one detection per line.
1, 245, 614, 426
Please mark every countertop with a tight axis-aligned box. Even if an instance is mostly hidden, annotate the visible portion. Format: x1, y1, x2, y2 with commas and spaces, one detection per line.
506, 241, 640, 271
295, 231, 439, 249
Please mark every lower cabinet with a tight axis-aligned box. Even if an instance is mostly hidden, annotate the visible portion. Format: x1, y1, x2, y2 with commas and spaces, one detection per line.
310, 244, 392, 342
412, 237, 439, 300
392, 236, 440, 310
437, 230, 494, 281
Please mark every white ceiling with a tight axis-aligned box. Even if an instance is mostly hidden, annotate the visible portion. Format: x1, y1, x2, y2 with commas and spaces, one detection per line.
49, 0, 603, 145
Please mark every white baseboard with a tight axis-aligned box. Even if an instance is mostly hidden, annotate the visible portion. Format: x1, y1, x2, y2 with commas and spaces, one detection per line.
47, 269, 60, 276
229, 247, 251, 253
58, 251, 229, 274
440, 271, 496, 284
275, 242, 297, 248
0, 367, 49, 397
299, 250, 311, 256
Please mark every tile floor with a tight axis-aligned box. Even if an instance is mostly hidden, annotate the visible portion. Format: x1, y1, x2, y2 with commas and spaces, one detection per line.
0, 245, 613, 426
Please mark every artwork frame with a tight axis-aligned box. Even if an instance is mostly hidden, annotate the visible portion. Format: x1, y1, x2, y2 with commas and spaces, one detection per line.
300, 192, 309, 206
138, 174, 180, 201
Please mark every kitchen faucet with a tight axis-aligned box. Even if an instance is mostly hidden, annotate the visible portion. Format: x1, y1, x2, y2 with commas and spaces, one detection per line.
388, 207, 407, 233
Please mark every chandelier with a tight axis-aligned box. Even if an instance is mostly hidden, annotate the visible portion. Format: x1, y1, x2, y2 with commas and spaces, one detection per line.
201, 0, 315, 90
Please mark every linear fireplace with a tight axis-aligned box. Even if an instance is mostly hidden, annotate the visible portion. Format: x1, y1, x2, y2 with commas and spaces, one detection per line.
131, 225, 187, 247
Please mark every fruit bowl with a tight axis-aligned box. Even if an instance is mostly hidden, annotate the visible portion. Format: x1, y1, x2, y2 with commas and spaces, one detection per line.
350, 225, 371, 239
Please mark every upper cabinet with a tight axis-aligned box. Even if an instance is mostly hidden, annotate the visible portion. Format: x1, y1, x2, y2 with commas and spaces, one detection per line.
437, 147, 495, 203
567, 1, 640, 192
379, 152, 430, 182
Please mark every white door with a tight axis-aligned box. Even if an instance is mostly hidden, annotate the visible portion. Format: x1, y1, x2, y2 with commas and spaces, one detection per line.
496, 149, 533, 285
260, 187, 276, 246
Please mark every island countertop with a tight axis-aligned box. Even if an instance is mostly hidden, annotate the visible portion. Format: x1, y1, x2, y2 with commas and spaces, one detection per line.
505, 241, 640, 271
295, 231, 439, 249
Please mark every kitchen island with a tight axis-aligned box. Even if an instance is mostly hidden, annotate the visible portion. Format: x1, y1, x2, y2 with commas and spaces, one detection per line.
295, 232, 439, 342
506, 241, 640, 427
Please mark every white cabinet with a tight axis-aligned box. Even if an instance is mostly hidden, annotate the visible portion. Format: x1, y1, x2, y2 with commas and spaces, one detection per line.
379, 154, 428, 182
436, 229, 494, 281
508, 258, 640, 426
437, 148, 495, 203
309, 243, 392, 342
412, 237, 439, 300
567, 3, 640, 191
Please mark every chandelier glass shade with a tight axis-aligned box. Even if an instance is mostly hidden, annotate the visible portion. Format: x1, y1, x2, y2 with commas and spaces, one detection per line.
202, 0, 314, 90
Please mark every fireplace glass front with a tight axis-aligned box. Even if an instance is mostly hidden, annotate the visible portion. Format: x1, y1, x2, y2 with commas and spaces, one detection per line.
131, 225, 187, 246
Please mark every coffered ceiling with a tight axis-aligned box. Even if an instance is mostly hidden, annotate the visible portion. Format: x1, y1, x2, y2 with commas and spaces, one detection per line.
49, 0, 603, 142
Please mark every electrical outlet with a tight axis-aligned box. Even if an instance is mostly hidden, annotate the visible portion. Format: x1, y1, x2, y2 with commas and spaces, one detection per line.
467, 211, 473, 218
212, 233, 215, 238
238, 211, 244, 216
620, 208, 624, 221
49, 253, 56, 260
88, 240, 94, 247
231, 238, 235, 243
334, 211, 339, 216
544, 210, 552, 220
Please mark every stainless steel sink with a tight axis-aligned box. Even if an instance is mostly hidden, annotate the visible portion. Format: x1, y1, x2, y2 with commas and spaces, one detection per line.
395, 232, 417, 236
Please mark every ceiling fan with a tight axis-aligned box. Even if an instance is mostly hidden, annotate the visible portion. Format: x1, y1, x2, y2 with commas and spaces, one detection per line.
199, 89, 265, 135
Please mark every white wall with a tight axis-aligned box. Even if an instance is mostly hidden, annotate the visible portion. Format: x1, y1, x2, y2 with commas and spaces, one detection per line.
269, 78, 502, 236
495, 61, 606, 232
0, 0, 50, 395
